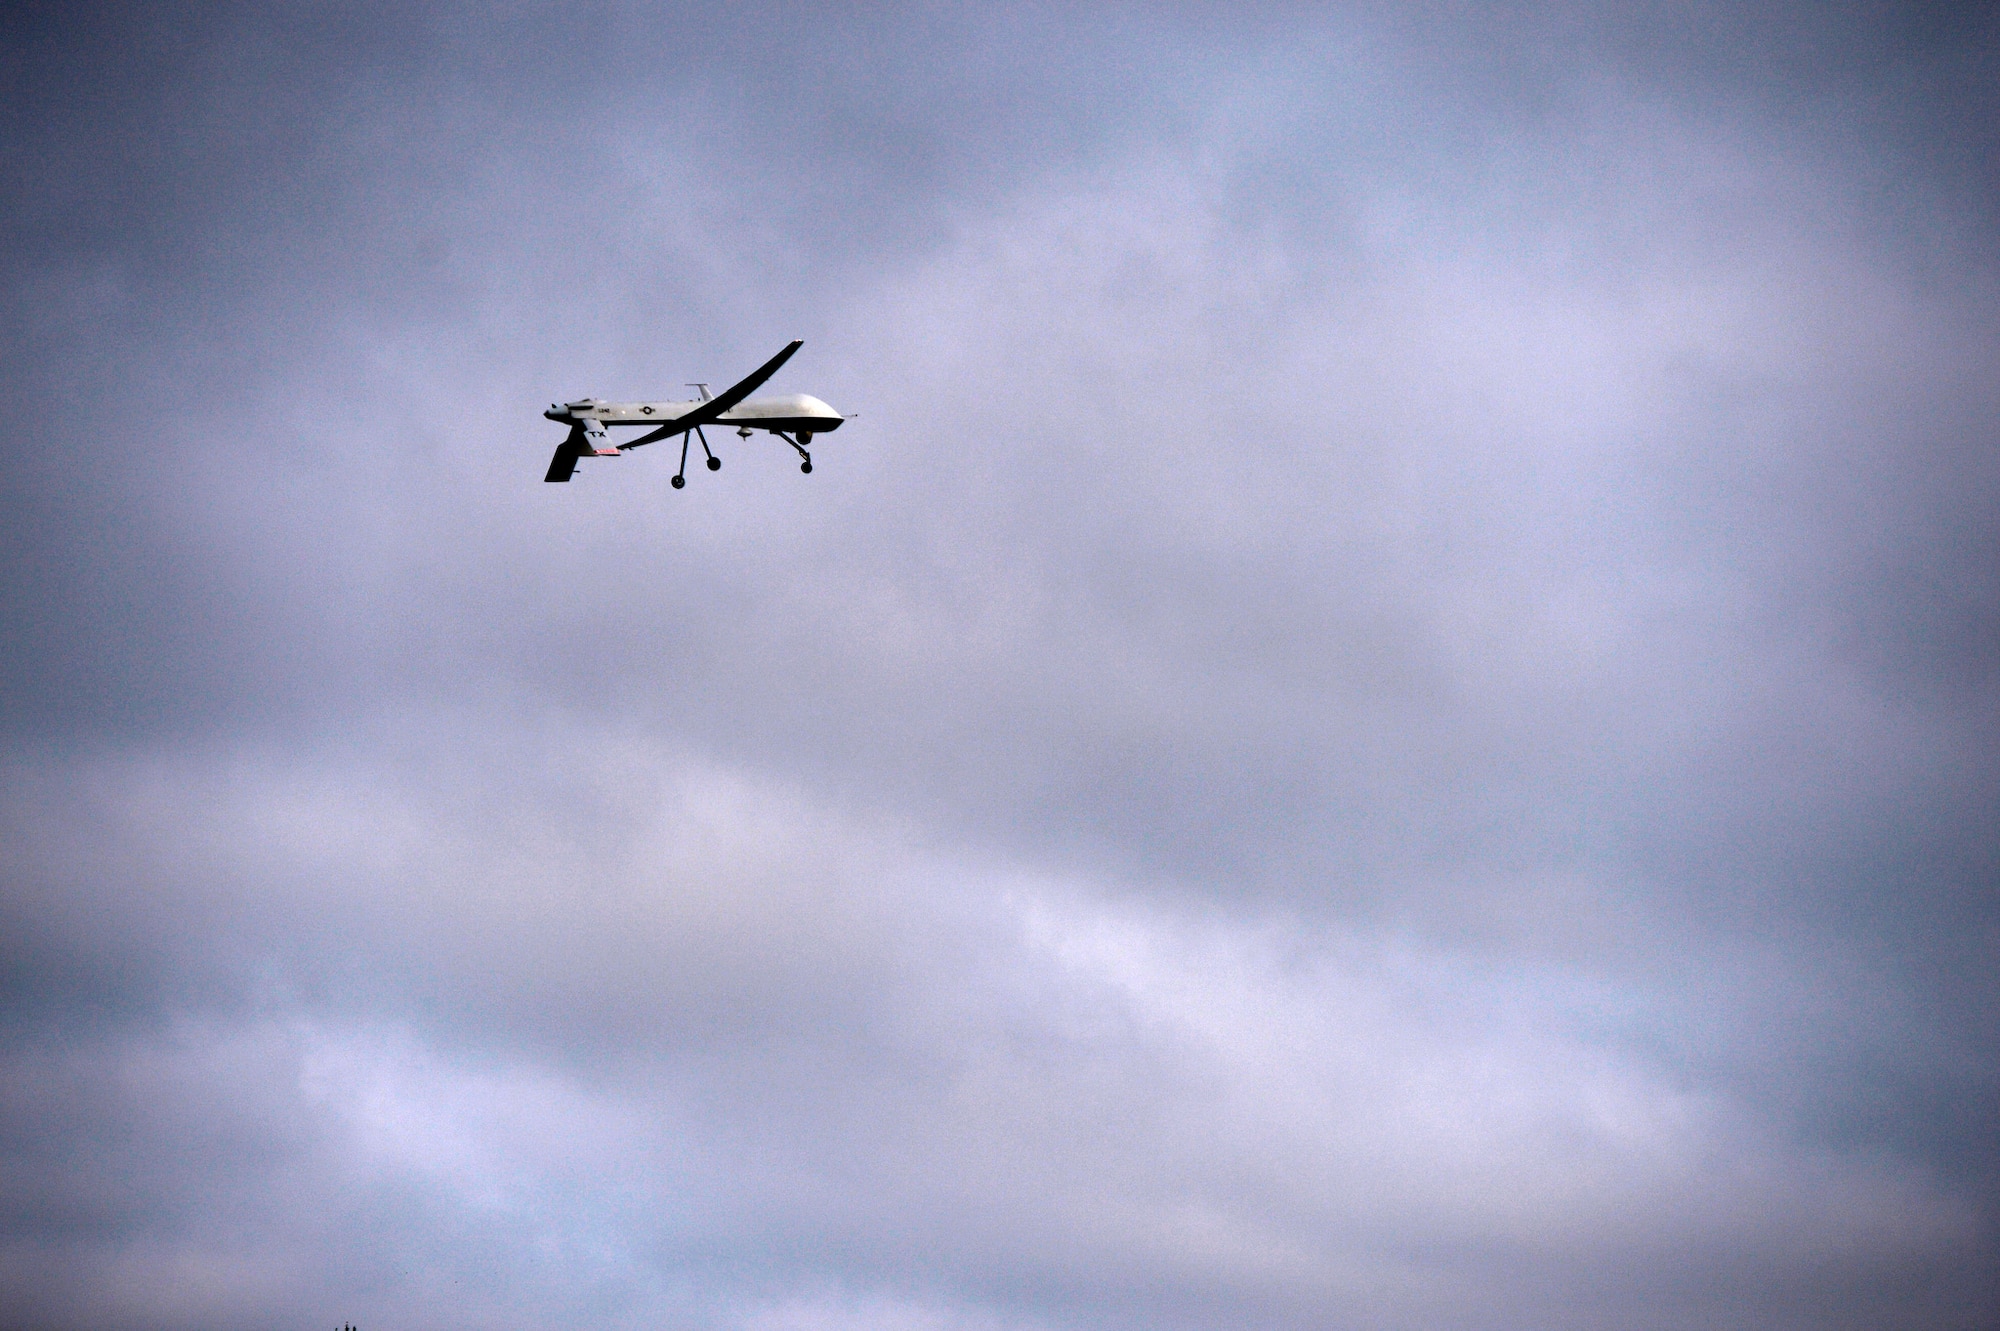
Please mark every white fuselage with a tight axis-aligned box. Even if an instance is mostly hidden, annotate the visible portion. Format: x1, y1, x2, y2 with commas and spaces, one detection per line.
545, 393, 844, 436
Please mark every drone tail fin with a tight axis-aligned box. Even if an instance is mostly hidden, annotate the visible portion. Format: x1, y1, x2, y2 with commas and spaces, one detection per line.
545, 429, 586, 482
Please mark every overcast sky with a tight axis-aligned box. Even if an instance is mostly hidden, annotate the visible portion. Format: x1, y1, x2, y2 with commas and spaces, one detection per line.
2, 4, 1996, 1329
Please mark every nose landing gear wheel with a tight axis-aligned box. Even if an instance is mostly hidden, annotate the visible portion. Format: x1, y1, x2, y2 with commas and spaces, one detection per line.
801, 458, 813, 474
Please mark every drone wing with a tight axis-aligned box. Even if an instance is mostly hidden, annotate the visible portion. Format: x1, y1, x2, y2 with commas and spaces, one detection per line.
693, 338, 803, 417
616, 340, 804, 450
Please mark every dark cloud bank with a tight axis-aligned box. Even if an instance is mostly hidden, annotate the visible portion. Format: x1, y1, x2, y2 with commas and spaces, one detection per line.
3, 4, 1996, 1329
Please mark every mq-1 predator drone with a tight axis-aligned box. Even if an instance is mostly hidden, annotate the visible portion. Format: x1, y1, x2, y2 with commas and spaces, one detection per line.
542, 339, 844, 487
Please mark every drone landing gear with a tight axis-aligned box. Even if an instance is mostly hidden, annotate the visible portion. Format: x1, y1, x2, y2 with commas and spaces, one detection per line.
673, 426, 719, 490
777, 430, 814, 475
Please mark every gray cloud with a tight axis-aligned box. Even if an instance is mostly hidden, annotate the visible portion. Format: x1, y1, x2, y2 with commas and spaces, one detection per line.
3, 4, 1996, 1328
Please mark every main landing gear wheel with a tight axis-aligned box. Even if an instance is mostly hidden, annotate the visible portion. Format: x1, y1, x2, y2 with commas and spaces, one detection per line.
671, 475, 685, 489
707, 456, 721, 471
